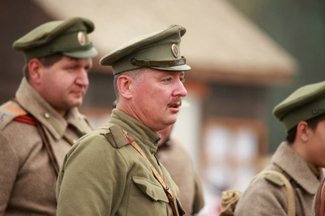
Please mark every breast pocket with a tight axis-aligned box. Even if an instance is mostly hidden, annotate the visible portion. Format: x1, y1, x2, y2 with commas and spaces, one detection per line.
125, 176, 169, 215
132, 176, 169, 202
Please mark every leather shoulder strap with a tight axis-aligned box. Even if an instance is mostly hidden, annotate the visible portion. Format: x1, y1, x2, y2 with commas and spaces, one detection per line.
122, 129, 180, 216
262, 170, 295, 216
3, 99, 59, 177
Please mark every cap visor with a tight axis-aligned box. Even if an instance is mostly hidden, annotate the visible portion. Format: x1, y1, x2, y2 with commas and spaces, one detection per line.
63, 47, 98, 58
152, 64, 191, 71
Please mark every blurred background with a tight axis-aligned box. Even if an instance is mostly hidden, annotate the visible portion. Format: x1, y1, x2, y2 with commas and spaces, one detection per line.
1, 0, 324, 215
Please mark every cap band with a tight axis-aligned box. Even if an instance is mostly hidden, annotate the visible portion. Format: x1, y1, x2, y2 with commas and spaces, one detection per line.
131, 56, 186, 68
281, 97, 325, 131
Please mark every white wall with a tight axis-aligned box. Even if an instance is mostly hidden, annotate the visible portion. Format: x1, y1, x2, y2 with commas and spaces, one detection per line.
171, 93, 202, 171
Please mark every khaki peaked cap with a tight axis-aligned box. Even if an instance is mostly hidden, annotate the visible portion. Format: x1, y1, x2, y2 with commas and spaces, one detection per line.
100, 24, 191, 75
273, 80, 325, 132
13, 17, 98, 62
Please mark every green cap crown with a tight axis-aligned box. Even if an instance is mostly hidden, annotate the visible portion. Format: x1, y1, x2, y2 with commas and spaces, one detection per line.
13, 17, 98, 62
273, 80, 325, 132
100, 24, 191, 75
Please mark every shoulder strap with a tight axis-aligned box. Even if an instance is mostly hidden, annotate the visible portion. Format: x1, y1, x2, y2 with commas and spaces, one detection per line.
99, 124, 129, 148
0, 100, 27, 130
36, 121, 59, 177
122, 129, 180, 216
9, 98, 59, 178
261, 170, 295, 216
220, 168, 296, 216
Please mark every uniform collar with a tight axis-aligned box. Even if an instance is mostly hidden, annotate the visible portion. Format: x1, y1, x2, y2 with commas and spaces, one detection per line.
15, 77, 89, 140
272, 142, 323, 194
109, 109, 160, 154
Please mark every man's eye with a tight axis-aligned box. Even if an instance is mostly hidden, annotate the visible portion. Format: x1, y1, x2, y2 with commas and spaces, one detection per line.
163, 78, 172, 83
65, 65, 78, 70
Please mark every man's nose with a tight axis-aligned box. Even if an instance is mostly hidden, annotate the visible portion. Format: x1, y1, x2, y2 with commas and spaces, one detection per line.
175, 81, 187, 97
76, 69, 89, 86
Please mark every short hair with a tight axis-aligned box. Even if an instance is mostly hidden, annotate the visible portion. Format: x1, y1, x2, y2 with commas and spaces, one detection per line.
24, 53, 64, 80
286, 113, 325, 143
113, 68, 146, 99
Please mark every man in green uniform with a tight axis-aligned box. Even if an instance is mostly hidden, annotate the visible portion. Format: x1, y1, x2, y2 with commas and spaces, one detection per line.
56, 25, 190, 215
234, 81, 325, 216
0, 17, 97, 215
157, 125, 205, 215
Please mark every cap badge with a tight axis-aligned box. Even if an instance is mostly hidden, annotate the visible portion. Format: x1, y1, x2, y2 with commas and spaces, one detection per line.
171, 44, 178, 58
77, 31, 86, 46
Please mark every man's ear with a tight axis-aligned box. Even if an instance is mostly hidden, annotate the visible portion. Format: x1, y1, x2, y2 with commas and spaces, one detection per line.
28, 58, 42, 85
117, 75, 133, 99
296, 121, 309, 142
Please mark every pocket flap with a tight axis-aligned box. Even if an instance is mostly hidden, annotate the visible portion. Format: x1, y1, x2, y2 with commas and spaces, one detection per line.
132, 176, 169, 202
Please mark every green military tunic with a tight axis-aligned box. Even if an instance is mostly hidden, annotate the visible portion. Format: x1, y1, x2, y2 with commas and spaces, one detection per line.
234, 142, 324, 216
56, 109, 185, 216
0, 78, 92, 215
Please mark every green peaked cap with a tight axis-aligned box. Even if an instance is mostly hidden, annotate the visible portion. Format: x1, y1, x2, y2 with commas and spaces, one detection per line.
100, 24, 191, 75
13, 17, 98, 62
273, 80, 325, 132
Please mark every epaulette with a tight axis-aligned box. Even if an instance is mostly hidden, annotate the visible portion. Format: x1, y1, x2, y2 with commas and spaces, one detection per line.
99, 124, 129, 148
263, 165, 294, 187
262, 170, 296, 216
264, 171, 286, 186
0, 101, 29, 130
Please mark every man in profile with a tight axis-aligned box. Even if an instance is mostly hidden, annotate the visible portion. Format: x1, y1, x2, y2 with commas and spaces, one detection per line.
0, 17, 97, 215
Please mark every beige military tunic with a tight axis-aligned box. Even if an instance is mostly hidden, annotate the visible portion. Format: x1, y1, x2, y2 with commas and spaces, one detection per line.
56, 109, 185, 216
234, 142, 324, 216
0, 78, 92, 216
156, 138, 205, 215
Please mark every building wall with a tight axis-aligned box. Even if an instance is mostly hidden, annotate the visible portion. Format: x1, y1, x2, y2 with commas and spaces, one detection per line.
0, 1, 53, 104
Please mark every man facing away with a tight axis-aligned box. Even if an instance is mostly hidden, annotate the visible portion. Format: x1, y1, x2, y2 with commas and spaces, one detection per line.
234, 81, 325, 216
56, 25, 190, 216
0, 17, 97, 215
157, 125, 205, 215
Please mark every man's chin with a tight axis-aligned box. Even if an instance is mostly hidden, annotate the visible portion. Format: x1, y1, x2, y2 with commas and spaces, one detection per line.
69, 99, 83, 108
166, 117, 177, 125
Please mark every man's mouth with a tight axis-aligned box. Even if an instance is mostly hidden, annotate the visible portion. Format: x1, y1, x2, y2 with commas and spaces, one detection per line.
168, 100, 182, 109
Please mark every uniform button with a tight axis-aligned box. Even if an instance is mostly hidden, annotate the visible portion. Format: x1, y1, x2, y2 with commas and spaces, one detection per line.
44, 113, 50, 118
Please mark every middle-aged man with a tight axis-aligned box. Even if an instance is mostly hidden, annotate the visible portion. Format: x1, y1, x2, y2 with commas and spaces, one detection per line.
157, 124, 205, 215
56, 25, 189, 216
234, 81, 325, 216
0, 17, 97, 215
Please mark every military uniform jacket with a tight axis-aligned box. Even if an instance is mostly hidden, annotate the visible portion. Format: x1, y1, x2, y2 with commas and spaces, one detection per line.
234, 142, 324, 216
0, 78, 92, 216
56, 109, 185, 216
156, 138, 205, 215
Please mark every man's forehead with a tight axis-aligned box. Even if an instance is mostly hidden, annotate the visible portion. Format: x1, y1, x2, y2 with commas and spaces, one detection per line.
147, 68, 185, 75
63, 55, 92, 62
54, 56, 93, 68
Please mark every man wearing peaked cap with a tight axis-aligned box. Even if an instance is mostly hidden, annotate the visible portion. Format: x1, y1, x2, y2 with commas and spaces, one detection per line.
234, 81, 325, 216
273, 80, 325, 132
100, 24, 191, 74
56, 25, 189, 215
0, 17, 97, 215
13, 17, 97, 62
